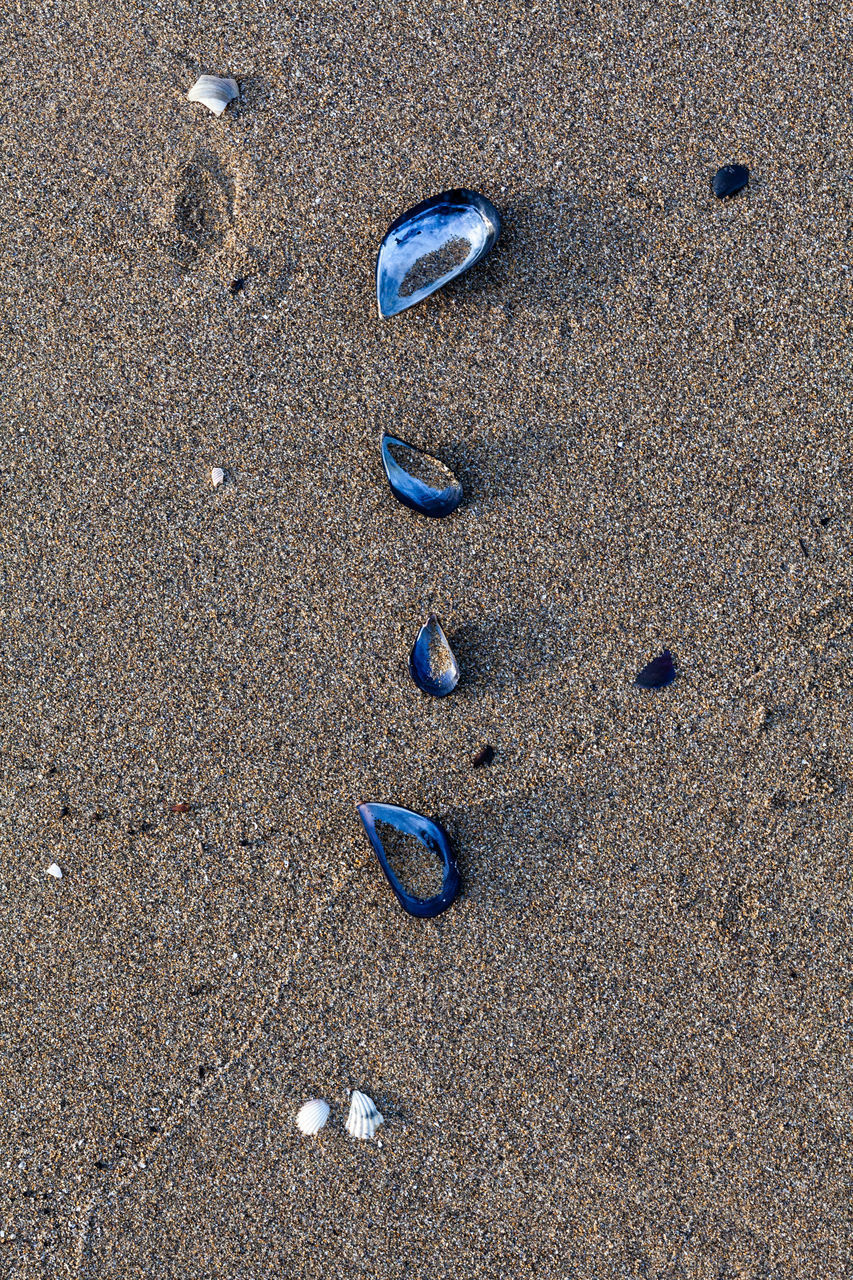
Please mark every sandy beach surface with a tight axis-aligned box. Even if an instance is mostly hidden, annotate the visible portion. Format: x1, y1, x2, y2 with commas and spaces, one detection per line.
2, 3, 851, 1276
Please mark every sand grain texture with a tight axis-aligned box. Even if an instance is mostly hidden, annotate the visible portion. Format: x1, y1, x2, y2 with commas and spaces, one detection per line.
1, 2, 851, 1277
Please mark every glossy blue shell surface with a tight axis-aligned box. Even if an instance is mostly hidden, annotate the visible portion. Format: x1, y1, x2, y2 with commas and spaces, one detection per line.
380, 433, 463, 518
408, 616, 459, 697
356, 802, 460, 918
376, 189, 501, 318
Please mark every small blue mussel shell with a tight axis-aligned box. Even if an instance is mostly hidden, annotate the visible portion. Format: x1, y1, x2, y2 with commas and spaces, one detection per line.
356, 802, 460, 918
380, 433, 463, 518
712, 164, 749, 198
376, 189, 501, 318
636, 649, 677, 689
408, 615, 459, 697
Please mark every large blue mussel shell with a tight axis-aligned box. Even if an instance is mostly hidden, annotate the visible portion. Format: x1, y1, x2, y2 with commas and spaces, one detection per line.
380, 433, 463, 518
408, 615, 459, 697
356, 802, 460, 918
376, 189, 501, 318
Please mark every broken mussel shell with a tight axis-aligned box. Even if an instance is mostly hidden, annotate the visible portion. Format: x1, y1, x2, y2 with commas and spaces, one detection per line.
187, 75, 239, 117
380, 433, 463, 518
712, 164, 749, 198
376, 189, 501, 318
356, 802, 460, 918
636, 649, 677, 689
409, 615, 459, 697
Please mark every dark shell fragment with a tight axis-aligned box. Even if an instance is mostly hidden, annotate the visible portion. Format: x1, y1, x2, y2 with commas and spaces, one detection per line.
376, 188, 501, 318
356, 802, 460, 918
635, 649, 677, 689
472, 744, 495, 768
380, 433, 463, 518
712, 165, 749, 198
408, 615, 459, 697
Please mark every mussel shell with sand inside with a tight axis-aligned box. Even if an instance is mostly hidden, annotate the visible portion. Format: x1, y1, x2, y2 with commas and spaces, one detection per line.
380, 433, 463, 518
408, 615, 459, 697
356, 801, 460, 918
376, 189, 501, 318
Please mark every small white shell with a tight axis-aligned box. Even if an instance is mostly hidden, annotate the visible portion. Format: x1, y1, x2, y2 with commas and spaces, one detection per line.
345, 1090, 384, 1140
211, 467, 225, 488
46, 863, 62, 879
187, 76, 239, 117
296, 1098, 330, 1136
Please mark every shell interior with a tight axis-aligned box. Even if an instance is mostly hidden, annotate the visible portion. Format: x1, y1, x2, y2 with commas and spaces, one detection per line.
409, 615, 459, 697
356, 802, 460, 918
380, 433, 463, 518
376, 189, 501, 318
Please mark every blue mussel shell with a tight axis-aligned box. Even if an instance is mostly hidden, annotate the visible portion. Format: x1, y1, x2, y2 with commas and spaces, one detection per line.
357, 802, 460, 918
376, 189, 501, 318
380, 433, 463, 518
408, 615, 459, 697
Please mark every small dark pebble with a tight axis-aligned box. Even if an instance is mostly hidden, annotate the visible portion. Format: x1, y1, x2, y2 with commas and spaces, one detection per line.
712, 164, 749, 198
227, 277, 245, 294
636, 649, 677, 689
472, 744, 495, 768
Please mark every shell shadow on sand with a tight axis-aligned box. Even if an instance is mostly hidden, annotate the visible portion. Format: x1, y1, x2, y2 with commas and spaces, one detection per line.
487, 186, 644, 321
450, 605, 568, 694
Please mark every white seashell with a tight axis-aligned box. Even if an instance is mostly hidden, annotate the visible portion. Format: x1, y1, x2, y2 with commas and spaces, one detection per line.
211, 467, 225, 488
296, 1098, 330, 1136
345, 1090, 384, 1140
187, 76, 239, 117
46, 863, 62, 879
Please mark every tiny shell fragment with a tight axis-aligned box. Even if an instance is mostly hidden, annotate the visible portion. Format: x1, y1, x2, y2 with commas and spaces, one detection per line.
46, 863, 62, 879
296, 1098, 331, 1135
187, 76, 238, 117
170, 802, 192, 813
211, 467, 225, 488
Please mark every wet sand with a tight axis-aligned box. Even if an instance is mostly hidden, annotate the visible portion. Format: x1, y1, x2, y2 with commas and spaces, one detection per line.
1, 3, 851, 1276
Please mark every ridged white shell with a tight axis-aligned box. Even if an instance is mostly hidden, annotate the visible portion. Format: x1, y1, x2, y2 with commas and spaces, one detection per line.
46, 863, 62, 879
187, 76, 238, 117
211, 467, 225, 487
345, 1090, 384, 1140
296, 1098, 330, 1135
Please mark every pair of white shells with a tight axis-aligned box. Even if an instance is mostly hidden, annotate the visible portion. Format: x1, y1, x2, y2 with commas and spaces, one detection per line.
296, 1091, 384, 1141
187, 76, 238, 117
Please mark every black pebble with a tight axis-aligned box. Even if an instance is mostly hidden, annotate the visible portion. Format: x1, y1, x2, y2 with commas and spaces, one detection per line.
712, 164, 749, 198
636, 649, 677, 689
472, 744, 495, 768
228, 277, 245, 294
